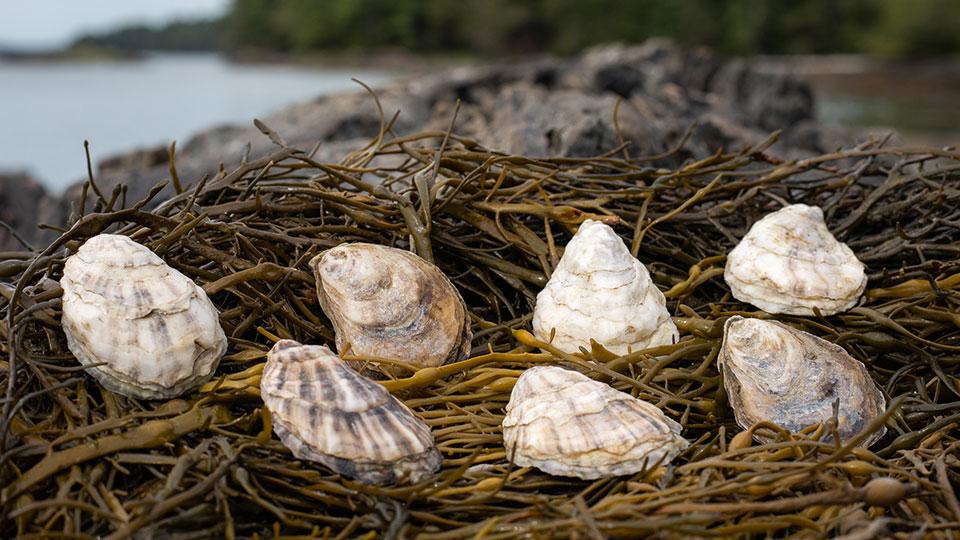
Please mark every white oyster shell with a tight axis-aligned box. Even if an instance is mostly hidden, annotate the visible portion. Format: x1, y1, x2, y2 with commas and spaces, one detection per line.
502, 366, 689, 479
724, 204, 867, 315
719, 316, 886, 446
60, 234, 226, 399
532, 219, 678, 355
260, 340, 442, 484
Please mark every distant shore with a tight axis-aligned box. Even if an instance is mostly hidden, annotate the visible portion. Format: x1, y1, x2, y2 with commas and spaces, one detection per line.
0, 43, 476, 72
0, 44, 144, 62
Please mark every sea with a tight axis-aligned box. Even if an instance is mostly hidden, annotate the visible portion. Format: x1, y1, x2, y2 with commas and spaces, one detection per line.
0, 52, 391, 191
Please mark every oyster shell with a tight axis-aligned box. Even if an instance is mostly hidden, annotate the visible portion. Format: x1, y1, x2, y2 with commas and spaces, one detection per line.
310, 243, 471, 371
260, 340, 442, 484
724, 204, 867, 315
60, 234, 227, 399
502, 366, 689, 479
532, 219, 677, 355
719, 316, 886, 446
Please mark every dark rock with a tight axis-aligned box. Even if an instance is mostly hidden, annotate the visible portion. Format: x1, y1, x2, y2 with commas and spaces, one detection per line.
0, 173, 48, 251
565, 41, 723, 98
595, 64, 646, 98
478, 83, 665, 157
710, 59, 814, 131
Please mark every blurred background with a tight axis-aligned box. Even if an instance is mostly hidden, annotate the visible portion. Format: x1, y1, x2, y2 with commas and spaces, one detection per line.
2, 0, 960, 191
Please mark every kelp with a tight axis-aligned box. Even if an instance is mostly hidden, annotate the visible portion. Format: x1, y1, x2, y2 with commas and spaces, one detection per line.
1, 106, 959, 538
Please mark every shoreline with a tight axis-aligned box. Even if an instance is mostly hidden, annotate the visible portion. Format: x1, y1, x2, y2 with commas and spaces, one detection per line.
0, 44, 479, 72
7, 42, 960, 73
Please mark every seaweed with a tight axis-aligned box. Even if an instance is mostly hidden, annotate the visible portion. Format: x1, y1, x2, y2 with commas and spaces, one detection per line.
1, 103, 959, 538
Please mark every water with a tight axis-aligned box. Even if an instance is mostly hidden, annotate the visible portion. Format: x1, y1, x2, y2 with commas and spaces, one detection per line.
816, 93, 960, 145
0, 53, 391, 191
801, 65, 960, 147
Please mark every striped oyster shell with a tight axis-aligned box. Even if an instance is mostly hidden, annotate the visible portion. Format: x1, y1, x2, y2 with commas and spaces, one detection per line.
719, 316, 886, 446
724, 204, 867, 315
60, 234, 226, 399
260, 340, 442, 484
311, 243, 471, 371
532, 220, 677, 355
502, 366, 689, 479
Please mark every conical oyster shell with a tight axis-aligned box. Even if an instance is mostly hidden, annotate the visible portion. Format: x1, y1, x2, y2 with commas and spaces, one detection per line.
502, 366, 689, 479
60, 234, 227, 399
532, 220, 677, 355
311, 243, 471, 371
724, 204, 867, 315
260, 340, 442, 484
719, 316, 886, 446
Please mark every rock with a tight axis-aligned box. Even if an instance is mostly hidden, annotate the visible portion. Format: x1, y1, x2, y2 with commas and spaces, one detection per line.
710, 59, 814, 132
0, 173, 48, 251
564, 40, 722, 98
477, 84, 665, 157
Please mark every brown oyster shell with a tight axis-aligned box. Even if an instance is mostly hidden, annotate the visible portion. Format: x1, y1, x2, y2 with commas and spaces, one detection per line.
310, 242, 471, 371
719, 316, 886, 446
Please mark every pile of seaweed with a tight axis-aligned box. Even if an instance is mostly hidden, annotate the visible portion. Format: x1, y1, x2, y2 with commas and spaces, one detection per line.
1, 105, 959, 538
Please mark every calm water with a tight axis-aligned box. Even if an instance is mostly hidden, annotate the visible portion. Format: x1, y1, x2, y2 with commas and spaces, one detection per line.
0, 53, 391, 191
817, 94, 960, 146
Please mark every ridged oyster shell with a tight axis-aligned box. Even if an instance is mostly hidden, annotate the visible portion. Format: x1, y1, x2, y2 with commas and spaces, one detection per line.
260, 340, 442, 484
532, 220, 677, 355
724, 204, 867, 315
311, 243, 471, 371
719, 316, 886, 446
502, 366, 689, 479
60, 234, 226, 399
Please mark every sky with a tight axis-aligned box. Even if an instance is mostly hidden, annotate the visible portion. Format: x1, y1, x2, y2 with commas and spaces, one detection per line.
1, 0, 230, 49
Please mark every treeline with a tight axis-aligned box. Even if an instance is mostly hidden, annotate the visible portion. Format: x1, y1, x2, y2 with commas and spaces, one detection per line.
223, 0, 960, 57
74, 0, 960, 58
71, 19, 223, 53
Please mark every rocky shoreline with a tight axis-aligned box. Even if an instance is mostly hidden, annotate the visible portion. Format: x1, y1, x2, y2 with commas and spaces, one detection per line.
1, 40, 855, 251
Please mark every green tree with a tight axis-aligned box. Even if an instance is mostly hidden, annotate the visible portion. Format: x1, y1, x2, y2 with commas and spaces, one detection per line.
145, 0, 960, 59
227, 0, 292, 51
867, 0, 960, 57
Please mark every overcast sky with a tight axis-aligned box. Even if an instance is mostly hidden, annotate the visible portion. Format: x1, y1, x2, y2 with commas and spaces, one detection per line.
1, 0, 230, 49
